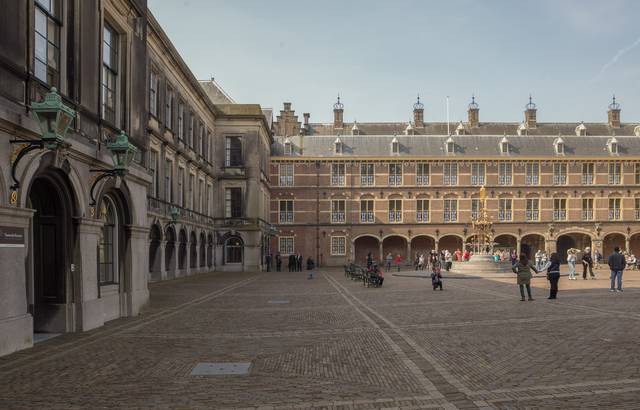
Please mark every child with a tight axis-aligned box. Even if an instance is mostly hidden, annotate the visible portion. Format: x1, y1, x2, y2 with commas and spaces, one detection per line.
431, 256, 443, 291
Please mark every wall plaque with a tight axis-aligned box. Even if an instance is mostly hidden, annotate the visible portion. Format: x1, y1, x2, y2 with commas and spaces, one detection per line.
0, 226, 25, 247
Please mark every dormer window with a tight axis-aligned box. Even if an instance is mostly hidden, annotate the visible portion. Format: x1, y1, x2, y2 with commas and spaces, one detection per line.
575, 122, 587, 136
391, 137, 400, 154
455, 121, 465, 136
554, 137, 565, 155
334, 137, 343, 154
608, 137, 619, 155
517, 122, 527, 136
500, 136, 509, 154
635, 125, 640, 137
284, 137, 292, 155
445, 137, 455, 154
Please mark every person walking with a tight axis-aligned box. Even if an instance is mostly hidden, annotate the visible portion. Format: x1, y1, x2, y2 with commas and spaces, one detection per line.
287, 254, 294, 272
594, 248, 603, 269
306, 256, 315, 279
444, 250, 453, 272
275, 253, 282, 272
608, 246, 625, 292
394, 254, 402, 272
385, 253, 393, 273
297, 253, 303, 272
265, 253, 272, 272
567, 249, 577, 280
582, 247, 595, 279
535, 249, 543, 271
545, 253, 561, 299
512, 253, 538, 301
366, 252, 373, 268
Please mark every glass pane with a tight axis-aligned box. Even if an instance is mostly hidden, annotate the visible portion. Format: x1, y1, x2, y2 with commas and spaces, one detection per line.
35, 34, 47, 61
47, 42, 58, 68
47, 18, 58, 45
36, 0, 51, 13
34, 60, 47, 82
35, 10, 47, 36
103, 41, 110, 66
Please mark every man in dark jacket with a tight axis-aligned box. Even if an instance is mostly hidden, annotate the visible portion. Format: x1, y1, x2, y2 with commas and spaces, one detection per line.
288, 254, 295, 272
582, 247, 595, 279
275, 253, 282, 272
608, 246, 626, 292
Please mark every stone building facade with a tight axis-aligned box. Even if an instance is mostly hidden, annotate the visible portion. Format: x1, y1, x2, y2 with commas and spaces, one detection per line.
0, 0, 151, 356
270, 97, 640, 267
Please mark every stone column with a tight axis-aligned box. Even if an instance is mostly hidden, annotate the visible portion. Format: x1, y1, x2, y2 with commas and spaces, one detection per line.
0, 206, 35, 357
378, 241, 383, 263
592, 239, 604, 256
516, 237, 522, 257
406, 240, 412, 266
158, 239, 167, 281
546, 239, 557, 255
124, 225, 150, 316
625, 237, 630, 253
74, 217, 105, 332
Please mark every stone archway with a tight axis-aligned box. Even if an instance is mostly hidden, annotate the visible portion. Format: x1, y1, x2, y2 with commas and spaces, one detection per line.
494, 234, 517, 251
149, 224, 162, 279
354, 235, 379, 265
382, 235, 407, 263
164, 226, 176, 277
178, 229, 187, 270
556, 233, 591, 263
199, 233, 206, 268
603, 233, 626, 258
207, 234, 214, 268
520, 234, 545, 260
438, 235, 463, 254
411, 235, 435, 258
630, 233, 640, 257
189, 231, 197, 269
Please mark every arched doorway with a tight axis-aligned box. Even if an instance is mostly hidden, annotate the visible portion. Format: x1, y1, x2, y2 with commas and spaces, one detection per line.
603, 233, 626, 258
556, 233, 591, 263
382, 236, 407, 261
411, 235, 435, 258
494, 234, 517, 252
629, 233, 640, 257
465, 234, 492, 254
207, 234, 213, 268
224, 236, 243, 265
520, 234, 545, 260
354, 235, 379, 265
149, 224, 162, 280
28, 172, 75, 333
164, 226, 176, 276
178, 229, 187, 270
199, 233, 206, 268
438, 235, 462, 254
189, 231, 197, 269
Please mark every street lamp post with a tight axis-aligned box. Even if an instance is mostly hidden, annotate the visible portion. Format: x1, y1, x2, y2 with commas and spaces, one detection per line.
9, 87, 76, 203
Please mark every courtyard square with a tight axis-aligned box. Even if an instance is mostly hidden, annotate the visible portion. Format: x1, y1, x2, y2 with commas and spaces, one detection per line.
1, 268, 640, 409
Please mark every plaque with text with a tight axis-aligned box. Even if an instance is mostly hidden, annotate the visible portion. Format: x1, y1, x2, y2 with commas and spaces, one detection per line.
0, 226, 25, 247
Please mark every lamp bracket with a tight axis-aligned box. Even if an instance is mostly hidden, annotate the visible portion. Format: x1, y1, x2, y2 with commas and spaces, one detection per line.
9, 139, 44, 191
89, 169, 117, 209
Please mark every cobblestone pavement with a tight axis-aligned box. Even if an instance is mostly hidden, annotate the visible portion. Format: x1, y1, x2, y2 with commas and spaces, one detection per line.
1, 267, 640, 409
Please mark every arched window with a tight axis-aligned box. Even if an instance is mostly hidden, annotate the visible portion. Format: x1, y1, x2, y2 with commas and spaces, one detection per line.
554, 137, 565, 155
391, 137, 400, 154
98, 197, 118, 284
225, 236, 243, 264
500, 136, 509, 154
445, 137, 455, 154
608, 137, 619, 155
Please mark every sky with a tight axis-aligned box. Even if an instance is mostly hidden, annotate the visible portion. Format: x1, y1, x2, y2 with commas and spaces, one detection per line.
148, 0, 640, 124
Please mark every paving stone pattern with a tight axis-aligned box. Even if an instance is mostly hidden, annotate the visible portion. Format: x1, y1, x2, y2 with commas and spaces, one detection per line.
1, 268, 640, 409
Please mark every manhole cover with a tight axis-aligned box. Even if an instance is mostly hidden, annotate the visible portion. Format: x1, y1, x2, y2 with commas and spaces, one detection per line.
268, 300, 290, 304
190, 362, 251, 376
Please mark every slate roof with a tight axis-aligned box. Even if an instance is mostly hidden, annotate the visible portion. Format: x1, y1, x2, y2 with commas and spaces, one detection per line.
272, 134, 640, 158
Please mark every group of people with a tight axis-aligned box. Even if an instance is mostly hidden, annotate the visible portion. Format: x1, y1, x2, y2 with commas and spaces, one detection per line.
264, 253, 316, 278
412, 250, 454, 272
513, 246, 627, 301
494, 249, 518, 264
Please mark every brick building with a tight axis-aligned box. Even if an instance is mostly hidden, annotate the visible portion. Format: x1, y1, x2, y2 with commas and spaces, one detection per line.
270, 96, 640, 266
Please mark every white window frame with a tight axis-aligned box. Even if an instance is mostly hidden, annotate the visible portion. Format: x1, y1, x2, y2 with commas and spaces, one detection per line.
279, 236, 294, 255
331, 236, 347, 256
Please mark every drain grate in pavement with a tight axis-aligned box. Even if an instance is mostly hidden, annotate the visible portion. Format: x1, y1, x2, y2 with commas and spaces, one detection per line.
267, 300, 290, 304
190, 362, 251, 376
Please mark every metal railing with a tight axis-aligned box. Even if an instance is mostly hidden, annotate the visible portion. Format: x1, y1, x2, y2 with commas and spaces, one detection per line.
609, 209, 621, 220
526, 210, 539, 221
443, 176, 458, 185
582, 209, 593, 220
279, 176, 293, 186
279, 212, 293, 223
499, 210, 512, 221
147, 196, 214, 225
498, 175, 512, 185
525, 175, 539, 185
360, 175, 374, 186
331, 212, 346, 223
553, 209, 567, 220
444, 211, 457, 222
416, 175, 430, 186
389, 211, 402, 222
471, 175, 485, 185
360, 212, 374, 223
553, 175, 567, 185
581, 174, 594, 185
331, 175, 345, 186
388, 175, 402, 186
416, 211, 429, 222
608, 174, 621, 185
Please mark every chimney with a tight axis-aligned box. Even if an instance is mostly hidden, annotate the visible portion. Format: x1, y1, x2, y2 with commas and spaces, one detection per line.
412, 95, 424, 128
467, 95, 479, 128
283, 102, 292, 111
608, 95, 621, 128
524, 95, 537, 128
333, 95, 344, 130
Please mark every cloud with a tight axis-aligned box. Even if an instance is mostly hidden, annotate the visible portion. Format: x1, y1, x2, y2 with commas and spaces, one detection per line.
592, 36, 640, 82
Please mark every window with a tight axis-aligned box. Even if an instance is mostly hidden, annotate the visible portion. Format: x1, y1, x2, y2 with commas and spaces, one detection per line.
188, 174, 195, 210
331, 163, 346, 186
471, 163, 485, 186
389, 163, 402, 186
635, 198, 640, 220
389, 199, 402, 222
279, 237, 294, 254
361, 163, 375, 186
416, 199, 429, 222
225, 237, 243, 264
609, 198, 621, 220
635, 164, 640, 185
360, 199, 374, 223
198, 123, 205, 156
177, 102, 184, 141
554, 141, 564, 155
553, 163, 567, 185
149, 150, 159, 197
444, 199, 457, 222
334, 139, 343, 154
198, 179, 204, 213
177, 167, 184, 207
331, 237, 346, 256
416, 163, 430, 185
102, 24, 119, 124
164, 159, 173, 203
165, 86, 174, 130
525, 163, 539, 185
553, 198, 567, 221
279, 163, 294, 186
225, 188, 242, 218
284, 141, 292, 155
582, 163, 594, 185
279, 200, 293, 223
331, 199, 346, 223
501, 141, 509, 154
446, 138, 455, 154
499, 198, 512, 221
188, 114, 195, 147
98, 198, 118, 284
498, 163, 513, 186
471, 198, 484, 220
608, 162, 622, 185
391, 139, 400, 154
34, 0, 61, 87
225, 136, 242, 167
526, 198, 539, 221
207, 182, 213, 216
582, 198, 594, 220
149, 70, 159, 117
443, 163, 458, 185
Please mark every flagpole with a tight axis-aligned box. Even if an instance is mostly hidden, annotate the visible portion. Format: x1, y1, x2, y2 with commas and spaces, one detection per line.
446, 96, 450, 135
